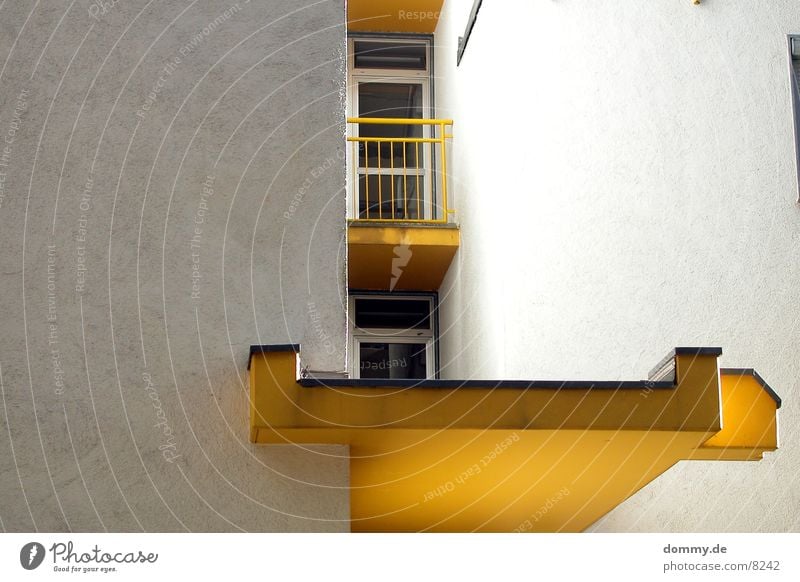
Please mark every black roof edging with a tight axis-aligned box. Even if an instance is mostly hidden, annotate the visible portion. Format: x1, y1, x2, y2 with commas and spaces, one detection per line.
720, 368, 782, 409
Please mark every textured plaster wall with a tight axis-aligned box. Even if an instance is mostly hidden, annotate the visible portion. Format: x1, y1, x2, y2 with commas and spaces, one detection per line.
0, 0, 349, 531
436, 0, 799, 531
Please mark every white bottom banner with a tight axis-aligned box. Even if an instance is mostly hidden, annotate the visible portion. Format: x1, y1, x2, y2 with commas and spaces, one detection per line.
0, 533, 796, 581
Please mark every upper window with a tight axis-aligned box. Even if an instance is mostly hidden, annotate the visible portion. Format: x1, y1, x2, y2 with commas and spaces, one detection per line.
354, 297, 431, 329
789, 35, 800, 200
457, 0, 483, 65
353, 41, 427, 71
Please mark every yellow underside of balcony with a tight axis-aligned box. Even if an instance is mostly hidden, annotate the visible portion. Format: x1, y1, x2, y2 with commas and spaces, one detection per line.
348, 0, 445, 33
347, 221, 459, 291
248, 348, 779, 532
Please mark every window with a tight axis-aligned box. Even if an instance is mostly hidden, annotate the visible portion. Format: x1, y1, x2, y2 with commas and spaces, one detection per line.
457, 0, 483, 65
349, 294, 437, 379
353, 41, 427, 70
790, 35, 800, 200
347, 36, 437, 220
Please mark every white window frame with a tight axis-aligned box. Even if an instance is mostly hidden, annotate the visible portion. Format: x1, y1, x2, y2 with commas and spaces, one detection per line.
789, 35, 800, 202
348, 294, 436, 379
346, 37, 434, 220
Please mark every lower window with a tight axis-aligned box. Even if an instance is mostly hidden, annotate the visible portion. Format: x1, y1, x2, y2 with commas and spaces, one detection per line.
349, 294, 436, 379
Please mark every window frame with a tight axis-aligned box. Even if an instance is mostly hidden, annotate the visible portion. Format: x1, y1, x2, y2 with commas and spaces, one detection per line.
346, 35, 437, 220
789, 35, 800, 202
348, 292, 438, 380
348, 36, 432, 79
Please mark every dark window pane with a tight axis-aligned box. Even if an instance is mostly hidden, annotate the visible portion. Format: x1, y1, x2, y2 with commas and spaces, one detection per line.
357, 174, 422, 220
793, 59, 800, 98
354, 41, 426, 70
359, 343, 427, 379
358, 83, 423, 141
355, 298, 430, 329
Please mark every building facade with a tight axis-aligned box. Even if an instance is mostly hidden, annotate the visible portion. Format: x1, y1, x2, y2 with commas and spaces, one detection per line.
0, 0, 795, 533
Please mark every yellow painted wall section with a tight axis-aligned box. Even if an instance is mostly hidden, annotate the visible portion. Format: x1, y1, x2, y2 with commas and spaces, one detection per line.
347, 224, 460, 291
348, 0, 445, 33
250, 352, 724, 439
348, 429, 709, 532
248, 349, 778, 531
690, 372, 779, 459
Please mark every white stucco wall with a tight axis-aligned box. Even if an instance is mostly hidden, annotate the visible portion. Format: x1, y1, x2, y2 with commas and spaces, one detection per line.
0, 0, 349, 531
435, 0, 799, 531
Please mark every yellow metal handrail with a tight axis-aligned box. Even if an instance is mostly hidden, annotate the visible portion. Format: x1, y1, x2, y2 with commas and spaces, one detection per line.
347, 117, 454, 223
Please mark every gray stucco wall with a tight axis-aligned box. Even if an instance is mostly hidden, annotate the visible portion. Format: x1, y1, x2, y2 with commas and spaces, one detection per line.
0, 0, 349, 532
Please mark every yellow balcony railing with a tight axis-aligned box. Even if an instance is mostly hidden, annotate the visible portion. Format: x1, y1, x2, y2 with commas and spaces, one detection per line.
347, 117, 454, 223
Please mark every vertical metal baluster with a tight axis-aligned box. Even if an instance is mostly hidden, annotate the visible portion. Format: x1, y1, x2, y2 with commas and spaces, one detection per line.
440, 122, 448, 222
390, 141, 395, 220
403, 140, 408, 220
364, 135, 370, 218
377, 137, 382, 219
352, 138, 357, 218
415, 140, 421, 220
429, 133, 433, 221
